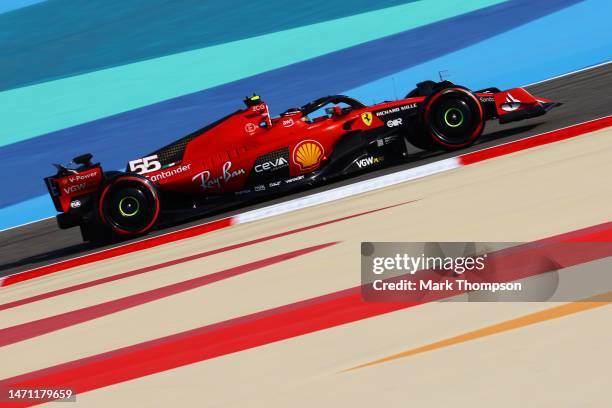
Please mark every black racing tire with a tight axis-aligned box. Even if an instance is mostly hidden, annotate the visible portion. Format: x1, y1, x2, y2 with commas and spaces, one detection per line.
414, 87, 484, 151
97, 174, 160, 238
405, 80, 454, 98
79, 218, 111, 243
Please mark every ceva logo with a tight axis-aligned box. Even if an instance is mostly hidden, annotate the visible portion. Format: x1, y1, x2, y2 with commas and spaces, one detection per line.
255, 157, 288, 173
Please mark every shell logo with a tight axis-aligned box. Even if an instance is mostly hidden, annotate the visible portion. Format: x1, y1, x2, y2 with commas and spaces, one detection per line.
293, 140, 324, 171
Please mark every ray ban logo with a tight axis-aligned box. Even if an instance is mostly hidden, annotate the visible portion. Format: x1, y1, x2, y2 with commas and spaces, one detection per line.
192, 161, 245, 189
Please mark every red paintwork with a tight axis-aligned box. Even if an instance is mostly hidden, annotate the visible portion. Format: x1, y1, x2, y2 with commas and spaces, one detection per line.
491, 87, 548, 117
55, 167, 103, 212
142, 97, 428, 196
137, 87, 550, 197
53, 86, 554, 208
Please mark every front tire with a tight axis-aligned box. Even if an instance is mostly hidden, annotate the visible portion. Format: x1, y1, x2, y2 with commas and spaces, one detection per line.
413, 87, 484, 151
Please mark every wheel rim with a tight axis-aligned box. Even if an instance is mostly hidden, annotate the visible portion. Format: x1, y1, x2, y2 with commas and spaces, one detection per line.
432, 99, 473, 143
118, 196, 140, 217
443, 108, 464, 128
100, 179, 158, 234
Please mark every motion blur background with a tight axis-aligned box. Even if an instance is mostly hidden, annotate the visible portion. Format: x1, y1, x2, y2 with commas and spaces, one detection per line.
0, 0, 610, 230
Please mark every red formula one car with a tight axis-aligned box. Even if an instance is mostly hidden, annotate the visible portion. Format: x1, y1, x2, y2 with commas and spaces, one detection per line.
45, 80, 559, 242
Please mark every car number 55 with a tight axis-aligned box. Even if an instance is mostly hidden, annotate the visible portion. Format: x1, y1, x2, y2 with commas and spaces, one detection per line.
128, 155, 162, 174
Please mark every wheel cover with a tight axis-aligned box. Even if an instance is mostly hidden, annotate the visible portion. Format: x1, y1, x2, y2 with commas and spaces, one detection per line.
443, 107, 464, 128
118, 196, 140, 217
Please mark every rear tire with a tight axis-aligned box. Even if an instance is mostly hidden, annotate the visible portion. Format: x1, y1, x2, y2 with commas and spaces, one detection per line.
79, 218, 110, 244
97, 175, 160, 238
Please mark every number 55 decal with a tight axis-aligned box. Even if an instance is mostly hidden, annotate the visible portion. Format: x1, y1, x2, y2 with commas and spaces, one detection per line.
128, 155, 162, 174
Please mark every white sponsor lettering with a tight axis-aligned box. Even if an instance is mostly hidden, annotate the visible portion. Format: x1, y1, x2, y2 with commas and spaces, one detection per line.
68, 171, 98, 183
356, 156, 384, 169
282, 118, 294, 127
376, 103, 417, 117
192, 161, 246, 189
254, 157, 288, 173
386, 118, 403, 128
128, 155, 162, 174
284, 175, 305, 184
63, 183, 87, 194
377, 107, 399, 117
149, 164, 192, 182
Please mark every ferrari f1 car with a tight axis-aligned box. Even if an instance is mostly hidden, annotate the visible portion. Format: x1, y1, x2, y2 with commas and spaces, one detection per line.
45, 80, 559, 242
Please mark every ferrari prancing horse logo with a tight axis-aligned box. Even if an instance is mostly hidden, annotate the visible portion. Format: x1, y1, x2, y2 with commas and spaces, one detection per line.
361, 112, 373, 126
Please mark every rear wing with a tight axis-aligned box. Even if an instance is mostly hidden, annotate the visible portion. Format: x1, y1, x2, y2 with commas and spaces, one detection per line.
44, 154, 103, 213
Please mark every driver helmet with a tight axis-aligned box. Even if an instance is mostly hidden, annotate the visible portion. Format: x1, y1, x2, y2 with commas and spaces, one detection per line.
244, 94, 263, 107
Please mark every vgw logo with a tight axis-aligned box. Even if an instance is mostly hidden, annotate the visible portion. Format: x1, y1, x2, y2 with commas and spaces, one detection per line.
63, 183, 87, 194
356, 156, 383, 169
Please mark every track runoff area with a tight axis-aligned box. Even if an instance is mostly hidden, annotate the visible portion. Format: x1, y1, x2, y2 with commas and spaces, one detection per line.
0, 63, 611, 405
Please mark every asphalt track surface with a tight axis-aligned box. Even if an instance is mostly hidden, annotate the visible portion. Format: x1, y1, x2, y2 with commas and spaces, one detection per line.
1, 62, 611, 277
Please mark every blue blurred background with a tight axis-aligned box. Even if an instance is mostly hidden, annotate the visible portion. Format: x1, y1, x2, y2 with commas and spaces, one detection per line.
0, 0, 610, 229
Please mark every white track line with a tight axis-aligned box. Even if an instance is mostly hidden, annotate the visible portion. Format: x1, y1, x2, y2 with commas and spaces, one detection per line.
523, 60, 611, 88
0, 216, 54, 233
